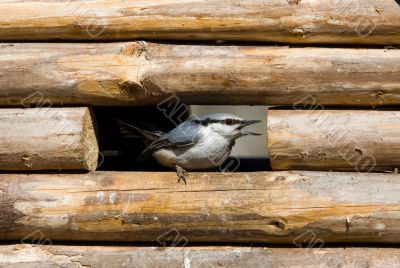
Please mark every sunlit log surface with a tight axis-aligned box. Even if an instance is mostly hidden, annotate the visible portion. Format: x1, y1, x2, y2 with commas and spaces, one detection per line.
268, 110, 400, 172
1, 171, 400, 243
1, 245, 400, 267
0, 0, 399, 44
0, 107, 98, 171
1, 42, 400, 106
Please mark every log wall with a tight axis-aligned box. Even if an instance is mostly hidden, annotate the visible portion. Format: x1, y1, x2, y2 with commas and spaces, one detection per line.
0, 0, 399, 44
1, 0, 400, 260
1, 42, 400, 106
1, 171, 400, 243
0, 107, 98, 171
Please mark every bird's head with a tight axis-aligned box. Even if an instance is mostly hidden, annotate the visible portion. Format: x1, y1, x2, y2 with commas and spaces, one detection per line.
193, 113, 261, 139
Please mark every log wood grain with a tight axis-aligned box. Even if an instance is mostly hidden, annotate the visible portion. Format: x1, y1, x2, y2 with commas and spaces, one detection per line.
268, 110, 400, 172
0, 107, 98, 171
0, 245, 399, 268
0, 0, 399, 44
1, 171, 400, 243
1, 42, 400, 106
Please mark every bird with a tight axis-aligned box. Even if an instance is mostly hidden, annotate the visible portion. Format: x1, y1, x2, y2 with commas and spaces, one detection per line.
116, 113, 261, 184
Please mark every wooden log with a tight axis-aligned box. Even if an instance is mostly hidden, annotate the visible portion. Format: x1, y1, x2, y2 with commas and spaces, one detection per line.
1, 245, 400, 267
0, 107, 98, 171
2, 171, 400, 243
0, 0, 399, 45
267, 110, 400, 172
1, 42, 400, 106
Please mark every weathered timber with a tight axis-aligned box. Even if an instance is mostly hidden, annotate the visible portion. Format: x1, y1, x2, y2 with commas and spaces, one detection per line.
1, 42, 400, 106
0, 0, 399, 44
1, 171, 400, 243
1, 245, 400, 268
0, 107, 98, 171
267, 110, 400, 172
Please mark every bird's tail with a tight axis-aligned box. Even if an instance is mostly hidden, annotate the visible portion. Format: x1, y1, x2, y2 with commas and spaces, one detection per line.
113, 118, 163, 142
111, 118, 165, 162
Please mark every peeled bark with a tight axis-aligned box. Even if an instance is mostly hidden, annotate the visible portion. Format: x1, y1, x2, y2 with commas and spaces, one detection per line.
0, 245, 399, 268
0, 107, 98, 171
1, 42, 400, 106
1, 171, 400, 243
267, 110, 400, 172
0, 0, 399, 44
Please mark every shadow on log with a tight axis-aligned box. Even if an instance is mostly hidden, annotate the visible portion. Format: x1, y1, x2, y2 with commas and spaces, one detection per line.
1, 42, 400, 106
0, 0, 399, 45
1, 171, 400, 243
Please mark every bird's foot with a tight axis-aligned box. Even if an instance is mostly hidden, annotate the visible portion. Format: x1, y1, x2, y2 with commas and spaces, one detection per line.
175, 165, 188, 185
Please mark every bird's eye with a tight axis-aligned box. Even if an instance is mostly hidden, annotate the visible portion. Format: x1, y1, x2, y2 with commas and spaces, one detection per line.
225, 119, 233, 125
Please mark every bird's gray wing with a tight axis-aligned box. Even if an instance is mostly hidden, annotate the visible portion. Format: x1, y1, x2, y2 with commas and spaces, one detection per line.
142, 121, 202, 153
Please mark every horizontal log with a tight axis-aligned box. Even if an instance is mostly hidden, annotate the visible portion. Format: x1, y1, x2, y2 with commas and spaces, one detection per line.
1, 42, 400, 106
0, 107, 98, 171
1, 245, 399, 267
2, 171, 400, 243
0, 0, 399, 44
267, 110, 400, 172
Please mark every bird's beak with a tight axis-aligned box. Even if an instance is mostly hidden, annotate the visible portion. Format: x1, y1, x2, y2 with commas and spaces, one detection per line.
242, 131, 262, 136
241, 120, 261, 127
239, 120, 262, 136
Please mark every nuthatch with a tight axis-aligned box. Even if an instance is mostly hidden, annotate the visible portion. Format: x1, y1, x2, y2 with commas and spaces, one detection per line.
119, 113, 261, 184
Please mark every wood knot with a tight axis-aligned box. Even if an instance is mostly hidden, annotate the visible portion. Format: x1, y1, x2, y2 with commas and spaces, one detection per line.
291, 28, 307, 38
376, 91, 384, 98
288, 0, 301, 5
354, 147, 363, 155
267, 219, 286, 230
118, 80, 142, 98
121, 42, 147, 57
21, 155, 32, 168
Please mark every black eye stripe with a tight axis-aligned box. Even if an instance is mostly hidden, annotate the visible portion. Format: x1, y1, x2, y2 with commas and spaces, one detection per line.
225, 119, 240, 125
192, 119, 243, 126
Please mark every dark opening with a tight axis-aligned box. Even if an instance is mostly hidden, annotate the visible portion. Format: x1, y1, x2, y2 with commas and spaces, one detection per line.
94, 106, 269, 172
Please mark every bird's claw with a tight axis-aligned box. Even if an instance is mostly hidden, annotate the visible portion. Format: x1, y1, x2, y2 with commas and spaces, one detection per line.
175, 165, 188, 185
177, 176, 186, 185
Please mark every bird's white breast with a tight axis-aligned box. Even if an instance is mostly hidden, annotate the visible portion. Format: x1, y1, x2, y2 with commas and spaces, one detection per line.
152, 126, 233, 170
